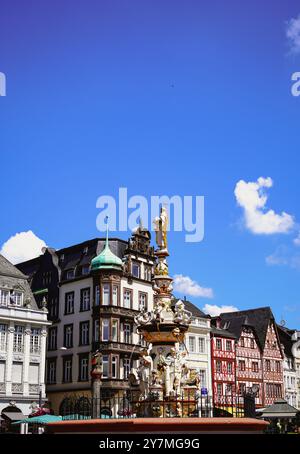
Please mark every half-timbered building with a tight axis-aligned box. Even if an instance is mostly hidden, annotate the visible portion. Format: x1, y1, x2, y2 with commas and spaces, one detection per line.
219, 307, 284, 407
210, 318, 236, 412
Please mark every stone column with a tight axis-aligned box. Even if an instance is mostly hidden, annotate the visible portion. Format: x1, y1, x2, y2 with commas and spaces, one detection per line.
39, 329, 47, 398
23, 325, 31, 396
5, 323, 15, 396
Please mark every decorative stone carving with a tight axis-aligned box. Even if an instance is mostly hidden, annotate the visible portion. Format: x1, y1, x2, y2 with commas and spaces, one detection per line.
12, 383, 23, 393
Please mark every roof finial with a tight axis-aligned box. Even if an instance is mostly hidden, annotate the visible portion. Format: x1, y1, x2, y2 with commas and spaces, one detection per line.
105, 216, 109, 248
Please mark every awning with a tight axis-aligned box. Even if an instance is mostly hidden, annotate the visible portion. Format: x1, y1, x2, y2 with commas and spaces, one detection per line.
33, 288, 48, 295
12, 415, 62, 425
2, 412, 26, 422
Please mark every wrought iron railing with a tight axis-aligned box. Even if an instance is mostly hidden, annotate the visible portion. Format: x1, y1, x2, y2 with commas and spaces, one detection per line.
58, 391, 250, 420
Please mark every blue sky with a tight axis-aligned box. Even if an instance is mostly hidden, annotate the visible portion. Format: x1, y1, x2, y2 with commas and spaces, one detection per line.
1, 0, 300, 327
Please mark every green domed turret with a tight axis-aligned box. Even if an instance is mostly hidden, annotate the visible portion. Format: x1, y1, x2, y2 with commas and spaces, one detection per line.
91, 224, 123, 271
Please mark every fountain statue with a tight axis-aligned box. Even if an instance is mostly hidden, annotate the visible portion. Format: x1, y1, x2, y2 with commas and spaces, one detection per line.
130, 207, 201, 417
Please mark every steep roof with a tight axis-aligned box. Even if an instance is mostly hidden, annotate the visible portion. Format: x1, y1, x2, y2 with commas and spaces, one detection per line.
277, 324, 293, 358
219, 307, 275, 350
211, 326, 237, 339
0, 254, 39, 310
0, 254, 27, 279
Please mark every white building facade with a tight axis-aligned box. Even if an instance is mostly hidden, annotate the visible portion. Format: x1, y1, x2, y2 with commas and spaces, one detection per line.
175, 299, 212, 396
0, 254, 50, 415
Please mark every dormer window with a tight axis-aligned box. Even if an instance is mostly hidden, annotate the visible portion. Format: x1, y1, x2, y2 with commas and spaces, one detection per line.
132, 262, 140, 278
60, 254, 65, 262
10, 291, 23, 307
83, 247, 88, 255
81, 265, 90, 275
66, 269, 74, 280
0, 289, 10, 306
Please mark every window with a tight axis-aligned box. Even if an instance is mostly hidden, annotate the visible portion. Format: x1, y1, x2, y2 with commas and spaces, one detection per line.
0, 324, 7, 351
250, 339, 255, 349
64, 292, 74, 315
217, 383, 222, 396
276, 361, 281, 373
123, 358, 131, 379
49, 298, 58, 319
102, 319, 109, 341
112, 355, 118, 379
265, 359, 271, 372
216, 339, 222, 350
47, 359, 56, 384
63, 357, 72, 383
132, 262, 140, 278
0, 289, 9, 306
226, 340, 232, 351
30, 328, 41, 354
124, 324, 132, 344
112, 319, 118, 342
198, 369, 206, 387
12, 362, 23, 383
79, 355, 89, 381
93, 319, 99, 342
239, 360, 246, 371
79, 321, 89, 346
80, 288, 90, 311
144, 265, 152, 281
227, 362, 233, 374
123, 290, 132, 309
226, 384, 233, 394
81, 265, 90, 275
240, 337, 244, 347
138, 292, 147, 312
48, 327, 57, 351
13, 325, 24, 352
198, 337, 205, 353
189, 336, 196, 353
216, 360, 222, 373
102, 355, 109, 378
64, 324, 73, 348
102, 284, 110, 305
112, 285, 118, 306
239, 383, 246, 395
252, 361, 259, 373
66, 269, 74, 280
11, 291, 23, 306
95, 285, 100, 306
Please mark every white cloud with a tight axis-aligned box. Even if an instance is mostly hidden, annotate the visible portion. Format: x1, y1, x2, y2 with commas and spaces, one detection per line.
286, 14, 300, 54
234, 177, 294, 234
0, 231, 46, 264
293, 231, 300, 246
202, 304, 239, 317
266, 245, 300, 270
173, 274, 213, 298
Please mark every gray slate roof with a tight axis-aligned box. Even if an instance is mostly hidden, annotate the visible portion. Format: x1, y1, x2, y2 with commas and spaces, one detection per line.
261, 399, 299, 417
219, 307, 276, 350
0, 253, 39, 310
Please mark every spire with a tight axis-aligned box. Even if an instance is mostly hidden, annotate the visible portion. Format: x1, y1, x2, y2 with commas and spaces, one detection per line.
91, 217, 123, 271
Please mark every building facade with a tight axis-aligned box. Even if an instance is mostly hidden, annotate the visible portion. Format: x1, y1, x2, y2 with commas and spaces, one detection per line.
278, 325, 298, 408
17, 227, 155, 415
174, 299, 212, 396
0, 254, 50, 415
210, 319, 236, 412
291, 330, 300, 409
219, 307, 284, 407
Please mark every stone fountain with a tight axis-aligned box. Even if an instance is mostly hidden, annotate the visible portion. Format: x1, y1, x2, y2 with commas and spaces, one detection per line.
129, 207, 202, 417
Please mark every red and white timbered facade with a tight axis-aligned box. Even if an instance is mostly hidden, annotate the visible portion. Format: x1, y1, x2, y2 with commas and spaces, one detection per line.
236, 326, 263, 406
262, 321, 284, 406
211, 329, 236, 406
